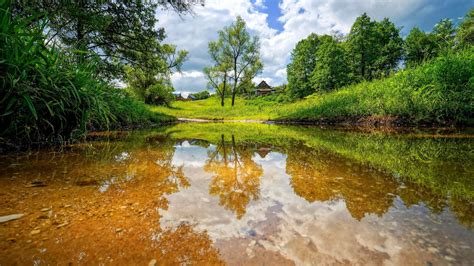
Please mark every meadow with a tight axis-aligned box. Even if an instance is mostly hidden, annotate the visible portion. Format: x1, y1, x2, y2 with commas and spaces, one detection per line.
153, 48, 473, 126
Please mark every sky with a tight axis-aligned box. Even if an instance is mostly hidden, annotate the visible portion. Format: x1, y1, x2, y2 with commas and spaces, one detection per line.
156, 0, 472, 96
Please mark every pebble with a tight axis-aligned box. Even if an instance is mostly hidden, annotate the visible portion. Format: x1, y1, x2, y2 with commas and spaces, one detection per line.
57, 222, 69, 228
41, 208, 51, 212
116, 228, 123, 233
30, 229, 41, 235
444, 256, 455, 261
427, 247, 439, 253
148, 259, 157, 266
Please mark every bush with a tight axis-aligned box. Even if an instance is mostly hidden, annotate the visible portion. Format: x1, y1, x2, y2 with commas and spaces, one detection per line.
281, 48, 474, 124
145, 82, 175, 106
0, 5, 173, 145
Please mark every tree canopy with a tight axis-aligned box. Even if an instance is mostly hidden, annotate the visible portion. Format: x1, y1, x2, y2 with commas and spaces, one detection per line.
204, 16, 263, 106
12, 0, 192, 79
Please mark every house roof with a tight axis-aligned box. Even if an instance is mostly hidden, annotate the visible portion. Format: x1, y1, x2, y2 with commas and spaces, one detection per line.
256, 80, 272, 90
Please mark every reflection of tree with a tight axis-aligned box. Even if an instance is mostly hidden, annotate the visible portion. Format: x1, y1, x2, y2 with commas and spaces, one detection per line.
287, 145, 398, 220
204, 135, 263, 219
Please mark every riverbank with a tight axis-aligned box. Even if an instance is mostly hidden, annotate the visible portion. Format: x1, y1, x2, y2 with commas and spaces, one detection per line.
153, 49, 473, 127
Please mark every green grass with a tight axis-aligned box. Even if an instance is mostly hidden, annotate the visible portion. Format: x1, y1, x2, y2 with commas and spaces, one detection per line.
154, 49, 474, 125
0, 4, 174, 146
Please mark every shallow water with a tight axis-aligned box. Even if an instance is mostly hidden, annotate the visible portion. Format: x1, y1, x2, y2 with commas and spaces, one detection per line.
1, 123, 473, 265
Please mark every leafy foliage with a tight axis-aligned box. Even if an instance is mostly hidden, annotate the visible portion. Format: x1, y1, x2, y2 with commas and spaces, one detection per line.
205, 16, 263, 106
456, 8, 474, 48
310, 37, 350, 92
404, 27, 438, 67
12, 0, 191, 78
0, 2, 174, 146
287, 33, 322, 98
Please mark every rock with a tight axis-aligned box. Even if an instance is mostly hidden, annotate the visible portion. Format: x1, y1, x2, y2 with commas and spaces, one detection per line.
148, 259, 157, 266
75, 178, 99, 186
0, 214, 24, 224
37, 214, 49, 220
25, 180, 46, 187
41, 207, 51, 212
6, 238, 16, 242
57, 222, 69, 228
30, 229, 41, 235
116, 228, 123, 233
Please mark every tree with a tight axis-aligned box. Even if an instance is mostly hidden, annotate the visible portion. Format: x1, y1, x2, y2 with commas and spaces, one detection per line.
124, 65, 175, 106
310, 37, 350, 92
404, 27, 438, 67
204, 38, 231, 106
432, 18, 456, 51
346, 13, 379, 81
456, 8, 474, 48
374, 18, 404, 77
205, 17, 262, 107
287, 33, 321, 99
224, 17, 263, 106
11, 1, 194, 78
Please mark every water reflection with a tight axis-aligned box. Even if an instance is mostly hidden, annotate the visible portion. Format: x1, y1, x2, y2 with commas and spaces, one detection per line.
0, 123, 473, 265
287, 144, 398, 220
205, 134, 263, 218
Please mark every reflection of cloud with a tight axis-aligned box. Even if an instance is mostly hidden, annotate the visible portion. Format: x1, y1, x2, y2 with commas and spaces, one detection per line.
162, 143, 474, 265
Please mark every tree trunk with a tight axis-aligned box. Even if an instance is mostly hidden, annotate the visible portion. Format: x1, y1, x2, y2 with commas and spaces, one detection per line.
221, 94, 225, 106
231, 92, 236, 106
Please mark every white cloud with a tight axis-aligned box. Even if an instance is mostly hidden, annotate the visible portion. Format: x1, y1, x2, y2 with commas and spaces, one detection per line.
157, 0, 471, 94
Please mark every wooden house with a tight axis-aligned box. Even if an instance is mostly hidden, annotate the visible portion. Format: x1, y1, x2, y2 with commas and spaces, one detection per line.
255, 80, 274, 96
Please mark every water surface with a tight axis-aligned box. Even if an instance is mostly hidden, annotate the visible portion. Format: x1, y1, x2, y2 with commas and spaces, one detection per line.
1, 123, 473, 265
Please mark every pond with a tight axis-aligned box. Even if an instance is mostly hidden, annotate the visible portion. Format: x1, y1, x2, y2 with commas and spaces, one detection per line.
1, 123, 473, 265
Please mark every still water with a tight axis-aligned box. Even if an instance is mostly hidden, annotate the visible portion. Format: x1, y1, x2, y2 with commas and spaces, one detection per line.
1, 123, 473, 265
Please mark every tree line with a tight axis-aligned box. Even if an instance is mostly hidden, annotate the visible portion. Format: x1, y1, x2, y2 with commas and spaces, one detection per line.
287, 9, 474, 99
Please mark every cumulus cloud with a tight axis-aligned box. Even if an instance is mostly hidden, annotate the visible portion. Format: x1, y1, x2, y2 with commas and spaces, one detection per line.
157, 0, 471, 94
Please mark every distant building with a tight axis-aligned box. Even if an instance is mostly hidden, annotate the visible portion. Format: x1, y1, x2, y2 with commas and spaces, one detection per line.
175, 93, 190, 101
255, 80, 274, 96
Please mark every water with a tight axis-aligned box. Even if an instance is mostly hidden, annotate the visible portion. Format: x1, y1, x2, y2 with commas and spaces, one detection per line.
1, 123, 473, 265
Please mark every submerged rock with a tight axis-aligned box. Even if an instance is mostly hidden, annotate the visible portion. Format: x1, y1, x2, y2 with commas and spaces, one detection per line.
25, 180, 46, 187
0, 214, 24, 223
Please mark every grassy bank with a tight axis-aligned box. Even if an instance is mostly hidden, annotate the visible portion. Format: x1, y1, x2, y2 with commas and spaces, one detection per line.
0, 5, 174, 146
153, 49, 474, 126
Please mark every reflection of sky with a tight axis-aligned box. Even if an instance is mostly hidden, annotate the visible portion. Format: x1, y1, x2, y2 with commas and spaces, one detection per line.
160, 142, 474, 265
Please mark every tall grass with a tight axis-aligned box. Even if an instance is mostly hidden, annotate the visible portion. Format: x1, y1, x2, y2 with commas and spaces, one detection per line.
280, 49, 474, 124
0, 4, 174, 146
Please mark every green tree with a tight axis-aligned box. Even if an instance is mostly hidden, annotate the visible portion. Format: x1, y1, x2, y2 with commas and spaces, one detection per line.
225, 17, 263, 106
456, 8, 474, 48
204, 39, 232, 106
287, 33, 321, 99
374, 18, 404, 77
404, 27, 438, 67
11, 1, 193, 78
124, 65, 175, 106
310, 37, 350, 92
205, 16, 263, 107
346, 13, 379, 81
432, 18, 456, 51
